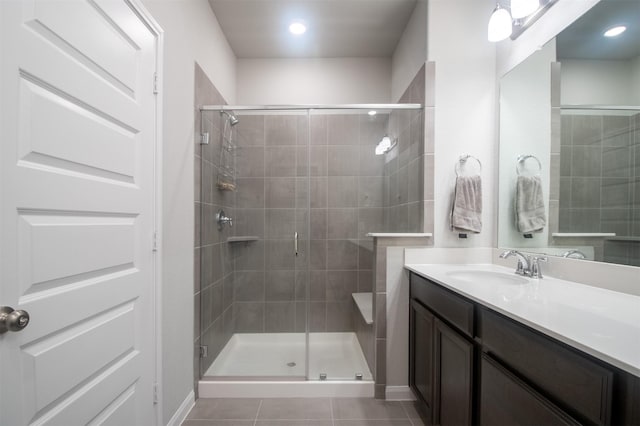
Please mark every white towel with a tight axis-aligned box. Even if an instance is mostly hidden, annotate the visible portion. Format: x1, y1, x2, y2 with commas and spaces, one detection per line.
515, 175, 546, 233
450, 175, 482, 234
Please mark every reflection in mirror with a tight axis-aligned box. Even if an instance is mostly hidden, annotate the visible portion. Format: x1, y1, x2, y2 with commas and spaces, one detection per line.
498, 0, 640, 267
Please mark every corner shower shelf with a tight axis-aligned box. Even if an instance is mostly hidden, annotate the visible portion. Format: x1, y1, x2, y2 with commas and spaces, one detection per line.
352, 292, 373, 325
226, 236, 259, 243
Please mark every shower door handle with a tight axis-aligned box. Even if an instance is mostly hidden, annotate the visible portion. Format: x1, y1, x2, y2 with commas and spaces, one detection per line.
294, 232, 298, 257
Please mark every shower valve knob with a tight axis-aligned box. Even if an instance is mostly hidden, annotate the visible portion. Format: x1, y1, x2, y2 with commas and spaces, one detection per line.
216, 209, 233, 230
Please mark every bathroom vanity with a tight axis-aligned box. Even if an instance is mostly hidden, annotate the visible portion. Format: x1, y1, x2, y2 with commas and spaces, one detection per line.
406, 264, 640, 426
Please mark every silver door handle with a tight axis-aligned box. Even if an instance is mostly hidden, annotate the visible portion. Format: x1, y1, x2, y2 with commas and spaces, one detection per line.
0, 306, 30, 334
294, 232, 298, 257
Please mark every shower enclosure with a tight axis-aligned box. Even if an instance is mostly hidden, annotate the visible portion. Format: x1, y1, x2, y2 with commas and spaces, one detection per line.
196, 104, 423, 389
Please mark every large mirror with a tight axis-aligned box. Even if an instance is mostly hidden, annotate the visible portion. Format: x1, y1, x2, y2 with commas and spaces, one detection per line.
498, 0, 640, 267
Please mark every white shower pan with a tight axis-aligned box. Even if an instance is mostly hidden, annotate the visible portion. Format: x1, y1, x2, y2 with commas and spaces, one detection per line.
199, 332, 374, 398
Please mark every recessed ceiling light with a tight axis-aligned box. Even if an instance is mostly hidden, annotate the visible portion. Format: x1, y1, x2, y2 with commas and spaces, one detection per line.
368, 110, 377, 116
603, 25, 626, 37
289, 21, 307, 35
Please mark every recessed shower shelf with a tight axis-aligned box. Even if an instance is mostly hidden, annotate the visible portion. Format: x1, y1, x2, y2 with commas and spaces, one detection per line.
226, 236, 259, 243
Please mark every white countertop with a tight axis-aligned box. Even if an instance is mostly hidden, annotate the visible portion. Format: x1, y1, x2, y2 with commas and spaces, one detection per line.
405, 263, 640, 378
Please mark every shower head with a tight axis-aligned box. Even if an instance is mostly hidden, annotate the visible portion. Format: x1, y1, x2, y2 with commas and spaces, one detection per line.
221, 110, 239, 126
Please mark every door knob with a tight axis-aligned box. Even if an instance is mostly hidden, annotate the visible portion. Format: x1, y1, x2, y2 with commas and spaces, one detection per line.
0, 306, 30, 334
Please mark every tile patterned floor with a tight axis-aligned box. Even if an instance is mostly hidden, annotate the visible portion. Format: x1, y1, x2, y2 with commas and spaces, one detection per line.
182, 397, 427, 426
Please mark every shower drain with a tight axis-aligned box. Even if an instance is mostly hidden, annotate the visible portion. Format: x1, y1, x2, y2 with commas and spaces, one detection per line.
287, 362, 296, 367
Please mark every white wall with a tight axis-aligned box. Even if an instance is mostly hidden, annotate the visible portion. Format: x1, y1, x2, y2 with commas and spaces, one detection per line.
236, 57, 391, 104
498, 42, 555, 249
140, 0, 236, 423
496, 0, 600, 78
561, 58, 640, 105
391, 0, 427, 102
427, 0, 497, 249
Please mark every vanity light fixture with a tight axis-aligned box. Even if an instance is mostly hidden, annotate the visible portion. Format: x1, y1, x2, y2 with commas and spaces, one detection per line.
603, 25, 626, 37
289, 21, 307, 35
488, 0, 557, 42
510, 0, 539, 19
375, 135, 397, 155
488, 3, 513, 42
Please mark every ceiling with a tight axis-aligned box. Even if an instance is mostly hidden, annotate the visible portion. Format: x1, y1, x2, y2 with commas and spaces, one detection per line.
207, 0, 418, 58
556, 0, 640, 60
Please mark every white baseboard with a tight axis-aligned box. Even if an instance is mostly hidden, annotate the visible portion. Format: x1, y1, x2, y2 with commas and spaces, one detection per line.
385, 386, 415, 401
166, 390, 194, 426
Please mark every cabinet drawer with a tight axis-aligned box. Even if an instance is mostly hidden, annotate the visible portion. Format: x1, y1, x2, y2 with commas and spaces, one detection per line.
480, 308, 613, 425
410, 273, 474, 337
480, 354, 580, 425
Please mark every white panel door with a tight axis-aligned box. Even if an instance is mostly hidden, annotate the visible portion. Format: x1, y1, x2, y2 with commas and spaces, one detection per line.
0, 1, 159, 425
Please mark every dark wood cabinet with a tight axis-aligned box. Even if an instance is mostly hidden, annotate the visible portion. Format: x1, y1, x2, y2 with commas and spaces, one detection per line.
409, 271, 640, 426
434, 318, 474, 426
480, 307, 613, 425
480, 354, 580, 425
410, 299, 435, 423
410, 275, 475, 425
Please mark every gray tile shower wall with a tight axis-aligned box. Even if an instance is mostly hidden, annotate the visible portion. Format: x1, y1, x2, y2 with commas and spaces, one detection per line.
383, 64, 432, 234
371, 63, 433, 399
231, 111, 389, 334
231, 114, 307, 333
558, 111, 640, 266
194, 64, 234, 386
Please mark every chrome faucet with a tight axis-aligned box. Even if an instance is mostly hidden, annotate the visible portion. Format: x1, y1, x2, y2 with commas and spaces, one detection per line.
500, 250, 530, 276
499, 250, 547, 279
562, 249, 586, 259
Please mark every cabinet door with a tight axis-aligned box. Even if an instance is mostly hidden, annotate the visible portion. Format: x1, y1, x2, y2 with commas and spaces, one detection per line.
435, 319, 474, 426
480, 354, 580, 425
410, 299, 435, 423
480, 308, 612, 425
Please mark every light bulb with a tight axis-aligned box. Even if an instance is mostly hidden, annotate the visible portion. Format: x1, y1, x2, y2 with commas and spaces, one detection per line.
375, 136, 392, 155
488, 5, 513, 42
511, 0, 539, 19
604, 26, 626, 37
289, 21, 307, 35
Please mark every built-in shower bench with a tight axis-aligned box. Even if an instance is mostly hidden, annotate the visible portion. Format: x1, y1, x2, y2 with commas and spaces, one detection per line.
352, 292, 373, 325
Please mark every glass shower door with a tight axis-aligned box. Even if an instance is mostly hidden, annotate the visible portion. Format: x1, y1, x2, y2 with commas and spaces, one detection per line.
305, 108, 385, 382
198, 108, 311, 379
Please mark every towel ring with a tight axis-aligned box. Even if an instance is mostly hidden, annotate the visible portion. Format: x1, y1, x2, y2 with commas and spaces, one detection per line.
516, 154, 542, 176
455, 155, 482, 177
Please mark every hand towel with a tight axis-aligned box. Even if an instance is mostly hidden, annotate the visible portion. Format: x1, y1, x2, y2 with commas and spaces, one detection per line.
450, 175, 482, 234
515, 175, 546, 233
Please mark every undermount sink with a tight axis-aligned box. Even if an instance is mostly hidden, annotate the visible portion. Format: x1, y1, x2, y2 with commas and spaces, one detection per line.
446, 270, 529, 285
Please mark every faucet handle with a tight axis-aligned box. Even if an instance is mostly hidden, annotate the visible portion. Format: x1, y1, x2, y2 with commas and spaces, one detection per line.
530, 256, 547, 279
